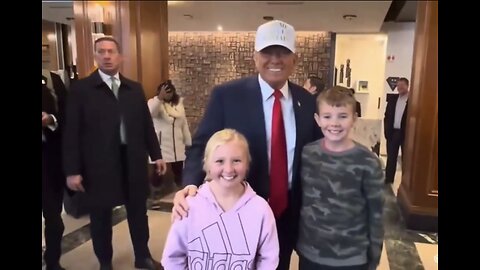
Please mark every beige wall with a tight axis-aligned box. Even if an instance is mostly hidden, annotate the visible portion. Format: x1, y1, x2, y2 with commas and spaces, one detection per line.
334, 34, 388, 120
379, 22, 416, 156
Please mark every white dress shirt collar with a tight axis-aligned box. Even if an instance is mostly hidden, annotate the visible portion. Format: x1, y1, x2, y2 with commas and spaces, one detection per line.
98, 69, 120, 88
258, 74, 290, 102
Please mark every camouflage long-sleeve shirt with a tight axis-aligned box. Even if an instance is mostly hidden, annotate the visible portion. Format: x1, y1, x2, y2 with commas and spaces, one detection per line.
296, 139, 385, 270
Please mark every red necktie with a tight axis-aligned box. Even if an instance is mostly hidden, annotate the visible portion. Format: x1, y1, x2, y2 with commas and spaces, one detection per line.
269, 89, 288, 218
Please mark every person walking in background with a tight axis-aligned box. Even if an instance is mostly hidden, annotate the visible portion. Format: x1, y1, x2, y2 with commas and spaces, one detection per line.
162, 129, 279, 270
348, 87, 362, 117
303, 75, 325, 98
171, 20, 322, 270
383, 77, 409, 184
297, 86, 384, 270
62, 36, 167, 270
147, 80, 192, 190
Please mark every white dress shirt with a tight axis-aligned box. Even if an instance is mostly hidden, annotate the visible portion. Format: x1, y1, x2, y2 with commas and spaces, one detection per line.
258, 74, 296, 189
394, 94, 408, 129
98, 69, 121, 90
42, 115, 58, 142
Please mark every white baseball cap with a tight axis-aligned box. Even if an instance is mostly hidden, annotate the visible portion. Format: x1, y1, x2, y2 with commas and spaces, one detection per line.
255, 20, 296, 53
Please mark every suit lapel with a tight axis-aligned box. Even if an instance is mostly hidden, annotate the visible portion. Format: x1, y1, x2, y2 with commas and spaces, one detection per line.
247, 76, 267, 133
246, 76, 268, 167
289, 82, 302, 151
290, 82, 314, 184
90, 70, 123, 99
90, 69, 109, 89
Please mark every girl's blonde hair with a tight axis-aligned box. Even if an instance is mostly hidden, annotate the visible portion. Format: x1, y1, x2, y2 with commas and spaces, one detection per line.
203, 129, 251, 180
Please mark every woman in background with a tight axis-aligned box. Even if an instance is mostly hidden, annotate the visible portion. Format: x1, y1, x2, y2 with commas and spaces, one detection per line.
148, 80, 192, 190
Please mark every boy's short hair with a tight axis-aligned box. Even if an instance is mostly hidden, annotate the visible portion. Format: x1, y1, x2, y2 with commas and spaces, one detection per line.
202, 129, 251, 180
316, 86, 357, 115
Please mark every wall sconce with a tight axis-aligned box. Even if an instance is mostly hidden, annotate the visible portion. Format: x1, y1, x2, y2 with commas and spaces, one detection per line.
91, 4, 104, 34
91, 22, 104, 34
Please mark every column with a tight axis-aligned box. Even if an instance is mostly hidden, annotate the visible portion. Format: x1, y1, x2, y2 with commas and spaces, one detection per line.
397, 1, 438, 232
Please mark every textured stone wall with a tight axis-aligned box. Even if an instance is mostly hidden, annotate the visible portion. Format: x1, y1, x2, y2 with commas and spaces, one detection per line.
168, 31, 332, 133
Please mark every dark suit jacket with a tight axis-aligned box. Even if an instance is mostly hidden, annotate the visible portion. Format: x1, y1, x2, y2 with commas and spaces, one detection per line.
42, 72, 68, 137
42, 73, 67, 187
384, 94, 408, 140
183, 75, 322, 221
62, 70, 162, 208
42, 75, 56, 115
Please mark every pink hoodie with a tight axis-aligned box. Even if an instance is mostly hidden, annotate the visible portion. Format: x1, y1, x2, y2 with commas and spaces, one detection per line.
161, 181, 279, 270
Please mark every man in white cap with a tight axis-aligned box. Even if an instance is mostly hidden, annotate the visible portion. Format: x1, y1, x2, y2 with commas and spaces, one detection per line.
171, 20, 322, 270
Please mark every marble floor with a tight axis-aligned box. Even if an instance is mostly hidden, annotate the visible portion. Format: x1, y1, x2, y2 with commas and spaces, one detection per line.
43, 161, 437, 270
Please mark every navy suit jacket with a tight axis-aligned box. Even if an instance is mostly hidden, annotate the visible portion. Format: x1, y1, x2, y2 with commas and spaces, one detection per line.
183, 75, 322, 216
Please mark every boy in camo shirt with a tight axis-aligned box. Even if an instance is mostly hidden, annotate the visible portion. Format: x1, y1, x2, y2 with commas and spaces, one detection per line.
296, 86, 385, 270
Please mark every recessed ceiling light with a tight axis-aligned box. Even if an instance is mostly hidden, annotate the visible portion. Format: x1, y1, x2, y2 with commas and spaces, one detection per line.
168, 1, 184, 6
343, 14, 357, 21
266, 2, 304, 5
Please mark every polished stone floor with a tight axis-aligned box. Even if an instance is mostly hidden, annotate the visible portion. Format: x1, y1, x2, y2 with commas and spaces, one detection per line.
42, 159, 438, 270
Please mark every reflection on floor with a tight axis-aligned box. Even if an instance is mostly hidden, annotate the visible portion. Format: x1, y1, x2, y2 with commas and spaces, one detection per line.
47, 210, 392, 270
415, 243, 438, 270
58, 211, 171, 270
42, 209, 90, 250
379, 154, 403, 196
43, 162, 437, 270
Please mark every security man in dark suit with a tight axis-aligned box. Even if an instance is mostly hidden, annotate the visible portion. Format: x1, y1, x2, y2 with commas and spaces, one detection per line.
384, 77, 409, 183
62, 37, 167, 270
42, 71, 68, 270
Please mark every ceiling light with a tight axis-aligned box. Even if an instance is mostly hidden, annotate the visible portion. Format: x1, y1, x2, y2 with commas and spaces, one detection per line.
343, 14, 357, 21
217, 25, 223, 31
267, 2, 304, 5
168, 1, 184, 5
